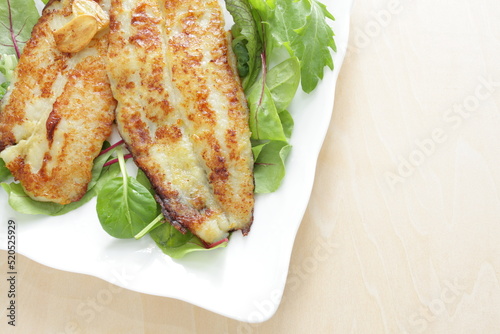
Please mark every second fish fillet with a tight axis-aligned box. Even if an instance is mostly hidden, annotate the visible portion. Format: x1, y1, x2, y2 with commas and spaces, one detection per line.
107, 0, 254, 244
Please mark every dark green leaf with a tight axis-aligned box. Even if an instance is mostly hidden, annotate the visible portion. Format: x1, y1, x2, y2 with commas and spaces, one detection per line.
233, 40, 250, 77
97, 175, 159, 239
87, 143, 115, 190
136, 168, 155, 196
134, 213, 163, 239
150, 222, 228, 259
225, 0, 263, 90
136, 168, 163, 216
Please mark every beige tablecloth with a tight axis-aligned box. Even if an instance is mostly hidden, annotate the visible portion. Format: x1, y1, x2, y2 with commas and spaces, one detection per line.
2, 0, 500, 333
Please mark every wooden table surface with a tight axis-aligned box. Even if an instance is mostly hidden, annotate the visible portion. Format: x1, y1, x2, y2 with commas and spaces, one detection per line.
2, 0, 500, 333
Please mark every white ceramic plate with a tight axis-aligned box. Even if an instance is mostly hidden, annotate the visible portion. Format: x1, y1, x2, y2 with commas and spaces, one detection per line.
0, 0, 352, 323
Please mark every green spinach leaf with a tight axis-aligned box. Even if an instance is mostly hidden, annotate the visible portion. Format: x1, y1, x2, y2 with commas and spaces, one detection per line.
150, 222, 228, 259
96, 148, 158, 239
136, 168, 155, 196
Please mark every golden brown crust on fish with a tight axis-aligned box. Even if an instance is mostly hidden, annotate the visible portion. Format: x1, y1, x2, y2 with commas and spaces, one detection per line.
163, 0, 255, 234
0, 0, 116, 204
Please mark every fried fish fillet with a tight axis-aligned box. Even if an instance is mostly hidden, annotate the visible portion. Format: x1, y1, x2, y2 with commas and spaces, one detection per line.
108, 0, 254, 243
0, 0, 116, 205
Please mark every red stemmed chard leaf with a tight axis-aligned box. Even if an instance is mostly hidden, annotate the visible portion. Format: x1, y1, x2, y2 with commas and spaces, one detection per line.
0, 0, 40, 57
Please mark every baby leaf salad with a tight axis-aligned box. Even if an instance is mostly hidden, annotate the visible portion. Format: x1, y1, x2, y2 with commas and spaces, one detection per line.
0, 0, 335, 258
